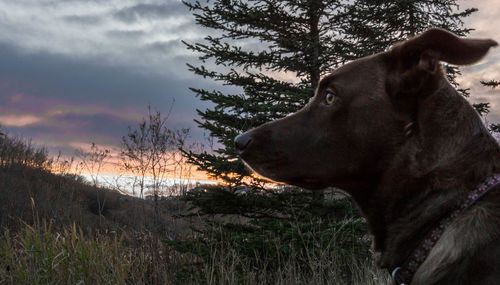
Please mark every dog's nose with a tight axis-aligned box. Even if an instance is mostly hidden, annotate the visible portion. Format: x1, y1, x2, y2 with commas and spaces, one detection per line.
234, 133, 252, 152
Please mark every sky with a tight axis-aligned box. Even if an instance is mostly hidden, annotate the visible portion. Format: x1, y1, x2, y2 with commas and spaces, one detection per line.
0, 0, 499, 166
0, 0, 219, 157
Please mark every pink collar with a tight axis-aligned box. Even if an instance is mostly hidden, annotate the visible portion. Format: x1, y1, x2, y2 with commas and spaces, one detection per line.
392, 173, 500, 285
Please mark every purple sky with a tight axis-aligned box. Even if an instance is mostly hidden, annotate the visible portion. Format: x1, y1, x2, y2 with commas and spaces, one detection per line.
0, 0, 498, 160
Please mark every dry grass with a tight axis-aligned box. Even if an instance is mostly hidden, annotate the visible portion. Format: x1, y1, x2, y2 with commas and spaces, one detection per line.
170, 218, 391, 285
0, 218, 390, 285
0, 219, 183, 284
0, 166, 390, 284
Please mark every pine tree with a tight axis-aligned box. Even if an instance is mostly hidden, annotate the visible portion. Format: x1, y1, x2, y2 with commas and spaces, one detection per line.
342, 0, 476, 96
478, 80, 500, 135
182, 0, 477, 185
182, 0, 349, 185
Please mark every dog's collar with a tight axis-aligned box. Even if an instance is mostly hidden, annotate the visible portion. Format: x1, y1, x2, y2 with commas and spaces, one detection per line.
392, 173, 500, 285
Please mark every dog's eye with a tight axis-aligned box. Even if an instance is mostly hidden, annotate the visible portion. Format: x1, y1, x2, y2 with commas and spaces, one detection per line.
325, 91, 336, 105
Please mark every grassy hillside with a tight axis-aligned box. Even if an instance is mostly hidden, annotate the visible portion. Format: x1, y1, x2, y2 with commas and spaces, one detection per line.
0, 131, 196, 284
0, 132, 390, 284
0, 165, 192, 234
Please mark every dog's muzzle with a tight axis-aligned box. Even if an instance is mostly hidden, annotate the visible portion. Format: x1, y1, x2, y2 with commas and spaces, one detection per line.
234, 132, 252, 154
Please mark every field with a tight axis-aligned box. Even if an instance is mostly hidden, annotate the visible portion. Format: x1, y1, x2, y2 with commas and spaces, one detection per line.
0, 131, 390, 284
0, 164, 392, 284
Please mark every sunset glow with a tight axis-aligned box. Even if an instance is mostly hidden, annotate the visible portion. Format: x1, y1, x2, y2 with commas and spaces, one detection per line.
0, 0, 498, 186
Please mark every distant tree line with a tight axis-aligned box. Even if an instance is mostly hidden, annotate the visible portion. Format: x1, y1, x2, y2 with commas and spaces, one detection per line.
0, 127, 51, 170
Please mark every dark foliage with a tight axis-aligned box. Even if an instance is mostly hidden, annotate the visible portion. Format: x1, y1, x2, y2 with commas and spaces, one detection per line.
182, 0, 477, 186
0, 130, 52, 170
169, 186, 370, 283
479, 79, 500, 134
182, 0, 352, 185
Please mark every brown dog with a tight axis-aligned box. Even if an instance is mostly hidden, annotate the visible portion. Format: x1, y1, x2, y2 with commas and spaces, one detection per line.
235, 29, 500, 285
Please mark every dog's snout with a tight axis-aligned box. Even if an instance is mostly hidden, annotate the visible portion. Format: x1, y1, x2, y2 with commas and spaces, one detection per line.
234, 133, 252, 152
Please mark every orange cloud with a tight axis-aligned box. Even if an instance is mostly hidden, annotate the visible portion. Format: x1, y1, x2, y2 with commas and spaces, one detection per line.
0, 114, 44, 127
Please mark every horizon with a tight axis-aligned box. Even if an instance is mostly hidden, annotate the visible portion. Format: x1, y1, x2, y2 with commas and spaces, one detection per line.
79, 172, 218, 197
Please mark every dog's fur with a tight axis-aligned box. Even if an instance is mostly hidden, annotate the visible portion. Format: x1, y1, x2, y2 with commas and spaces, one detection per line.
235, 29, 500, 284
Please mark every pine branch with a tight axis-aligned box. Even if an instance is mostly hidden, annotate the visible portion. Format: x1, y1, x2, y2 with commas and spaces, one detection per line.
481, 80, 500, 89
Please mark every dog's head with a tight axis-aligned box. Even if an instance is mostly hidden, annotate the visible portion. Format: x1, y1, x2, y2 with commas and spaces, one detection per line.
235, 28, 497, 191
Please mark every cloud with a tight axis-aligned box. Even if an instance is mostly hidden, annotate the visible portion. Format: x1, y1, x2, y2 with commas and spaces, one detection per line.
460, 0, 500, 38
62, 14, 104, 25
0, 41, 189, 106
145, 40, 180, 53
106, 29, 145, 40
0, 114, 44, 127
455, 0, 500, 121
113, 3, 185, 23
0, 38, 218, 156
0, 0, 200, 77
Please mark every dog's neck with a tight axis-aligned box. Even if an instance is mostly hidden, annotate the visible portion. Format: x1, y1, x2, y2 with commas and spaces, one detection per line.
353, 82, 500, 270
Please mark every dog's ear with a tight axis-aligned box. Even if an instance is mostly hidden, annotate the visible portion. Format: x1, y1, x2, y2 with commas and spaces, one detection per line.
387, 28, 497, 98
394, 28, 497, 67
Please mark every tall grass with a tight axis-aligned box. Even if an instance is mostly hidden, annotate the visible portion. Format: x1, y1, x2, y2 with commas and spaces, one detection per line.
0, 218, 181, 284
0, 216, 390, 285
188, 223, 390, 285
1, 220, 126, 284
170, 216, 390, 285
167, 187, 391, 284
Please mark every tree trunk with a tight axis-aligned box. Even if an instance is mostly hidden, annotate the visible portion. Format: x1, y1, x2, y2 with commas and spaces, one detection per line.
309, 1, 322, 93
